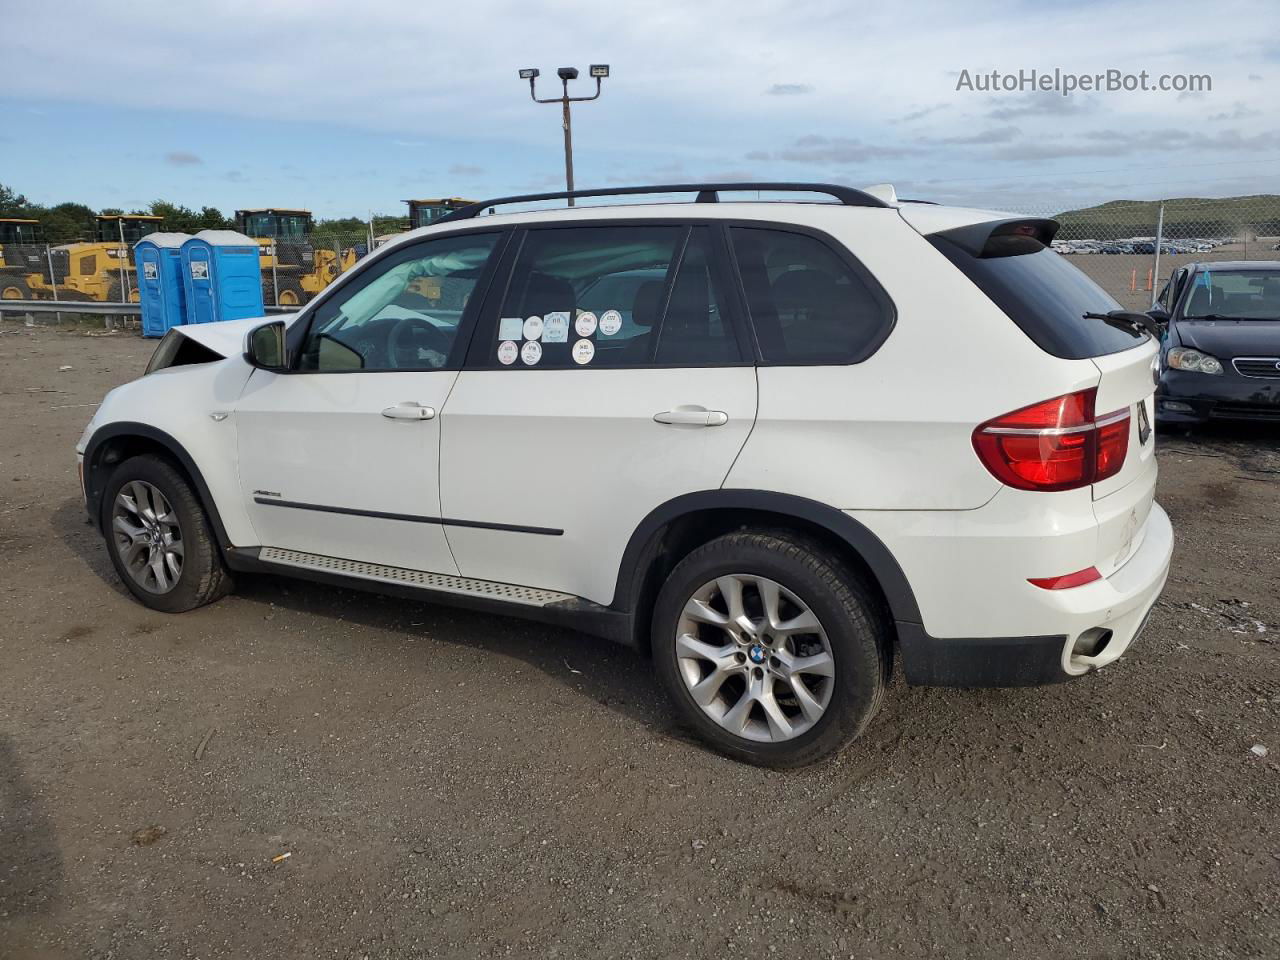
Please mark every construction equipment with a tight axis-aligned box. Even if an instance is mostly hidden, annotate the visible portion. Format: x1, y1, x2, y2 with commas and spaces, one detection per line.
21, 214, 163, 302
0, 218, 44, 300
234, 208, 357, 305
406, 198, 475, 229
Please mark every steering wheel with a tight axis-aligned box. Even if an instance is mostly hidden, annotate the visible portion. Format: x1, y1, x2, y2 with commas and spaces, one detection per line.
387, 316, 452, 368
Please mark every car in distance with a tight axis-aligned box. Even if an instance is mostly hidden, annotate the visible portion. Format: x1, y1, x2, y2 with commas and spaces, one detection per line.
77, 182, 1173, 767
1151, 261, 1280, 425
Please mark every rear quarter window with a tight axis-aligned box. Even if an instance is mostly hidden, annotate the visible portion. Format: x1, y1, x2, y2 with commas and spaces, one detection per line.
929, 234, 1144, 359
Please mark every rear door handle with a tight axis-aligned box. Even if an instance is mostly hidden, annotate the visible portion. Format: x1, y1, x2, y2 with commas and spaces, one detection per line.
381, 402, 436, 420
654, 407, 729, 427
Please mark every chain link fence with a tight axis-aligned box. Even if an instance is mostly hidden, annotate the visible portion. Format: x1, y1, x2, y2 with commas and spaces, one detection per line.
3, 197, 1279, 317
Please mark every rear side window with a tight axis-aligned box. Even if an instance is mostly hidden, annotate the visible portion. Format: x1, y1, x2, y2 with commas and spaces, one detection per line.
730, 227, 892, 364
929, 233, 1143, 359
486, 225, 741, 368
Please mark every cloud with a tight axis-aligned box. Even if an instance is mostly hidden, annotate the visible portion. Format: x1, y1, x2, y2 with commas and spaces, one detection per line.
985, 126, 1280, 162
1209, 102, 1261, 121
224, 169, 246, 183
895, 103, 951, 123
1248, 73, 1263, 82
448, 163, 485, 176
165, 151, 202, 166
765, 83, 813, 96
392, 139, 427, 148
986, 92, 1093, 120
916, 126, 1020, 146
768, 135, 915, 165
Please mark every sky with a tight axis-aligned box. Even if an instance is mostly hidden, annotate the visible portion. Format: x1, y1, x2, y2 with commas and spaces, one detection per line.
3, 0, 1279, 219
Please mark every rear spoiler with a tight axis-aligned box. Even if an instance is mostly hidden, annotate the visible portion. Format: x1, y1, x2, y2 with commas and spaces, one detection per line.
930, 218, 1061, 257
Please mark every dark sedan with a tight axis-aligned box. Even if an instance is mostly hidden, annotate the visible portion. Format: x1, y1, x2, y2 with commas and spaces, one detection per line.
1150, 261, 1280, 425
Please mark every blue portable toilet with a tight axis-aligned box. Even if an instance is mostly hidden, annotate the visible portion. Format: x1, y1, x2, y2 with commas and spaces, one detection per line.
180, 230, 264, 325
134, 233, 192, 337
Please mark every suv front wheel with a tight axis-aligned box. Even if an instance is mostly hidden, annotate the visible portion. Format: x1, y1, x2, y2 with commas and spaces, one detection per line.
652, 532, 890, 767
102, 455, 234, 613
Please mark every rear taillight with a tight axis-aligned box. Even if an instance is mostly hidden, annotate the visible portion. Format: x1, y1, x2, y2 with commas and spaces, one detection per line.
973, 388, 1130, 492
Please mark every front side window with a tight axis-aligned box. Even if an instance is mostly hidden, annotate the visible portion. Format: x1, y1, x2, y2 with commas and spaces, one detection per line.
298, 232, 498, 372
730, 227, 891, 364
485, 224, 740, 368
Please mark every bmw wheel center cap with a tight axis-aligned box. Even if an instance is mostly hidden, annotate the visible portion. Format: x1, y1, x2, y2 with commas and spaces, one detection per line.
748, 644, 767, 665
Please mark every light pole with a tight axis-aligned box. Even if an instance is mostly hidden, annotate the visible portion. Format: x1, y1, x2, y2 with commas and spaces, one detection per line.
518, 65, 609, 206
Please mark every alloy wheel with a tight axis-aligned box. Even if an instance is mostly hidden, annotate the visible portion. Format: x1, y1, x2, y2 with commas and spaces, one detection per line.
112, 480, 184, 594
675, 574, 835, 742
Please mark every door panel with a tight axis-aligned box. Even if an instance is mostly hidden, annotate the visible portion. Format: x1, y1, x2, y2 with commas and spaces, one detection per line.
236, 369, 460, 573
439, 367, 756, 604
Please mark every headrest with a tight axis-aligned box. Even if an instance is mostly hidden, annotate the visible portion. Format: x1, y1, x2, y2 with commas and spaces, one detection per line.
632, 279, 664, 328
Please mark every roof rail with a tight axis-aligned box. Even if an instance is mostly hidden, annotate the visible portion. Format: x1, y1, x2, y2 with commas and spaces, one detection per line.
436, 182, 891, 222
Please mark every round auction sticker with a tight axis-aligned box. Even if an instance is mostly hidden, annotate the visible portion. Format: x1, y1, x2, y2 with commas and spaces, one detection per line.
523, 315, 544, 341
572, 338, 595, 365
575, 311, 597, 337
497, 340, 519, 365
521, 340, 542, 365
598, 309, 622, 336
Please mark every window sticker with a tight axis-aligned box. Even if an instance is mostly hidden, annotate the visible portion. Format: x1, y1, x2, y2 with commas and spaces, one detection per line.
572, 339, 595, 365
497, 340, 519, 365
598, 309, 622, 336
575, 311, 598, 337
521, 340, 543, 365
542, 311, 570, 343
498, 316, 524, 340
523, 315, 544, 341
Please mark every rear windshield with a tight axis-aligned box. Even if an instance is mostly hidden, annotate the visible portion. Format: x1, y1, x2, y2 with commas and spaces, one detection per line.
929, 234, 1146, 359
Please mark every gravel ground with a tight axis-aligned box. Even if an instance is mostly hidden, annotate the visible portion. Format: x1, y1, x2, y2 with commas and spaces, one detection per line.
1, 321, 1278, 960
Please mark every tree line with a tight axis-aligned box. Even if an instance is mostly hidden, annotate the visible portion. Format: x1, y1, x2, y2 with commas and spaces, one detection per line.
0, 183, 407, 243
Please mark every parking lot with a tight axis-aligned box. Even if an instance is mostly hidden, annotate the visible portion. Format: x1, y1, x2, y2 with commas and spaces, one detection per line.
1, 321, 1277, 959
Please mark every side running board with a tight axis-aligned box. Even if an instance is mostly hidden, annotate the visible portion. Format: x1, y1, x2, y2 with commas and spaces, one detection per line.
256, 547, 576, 607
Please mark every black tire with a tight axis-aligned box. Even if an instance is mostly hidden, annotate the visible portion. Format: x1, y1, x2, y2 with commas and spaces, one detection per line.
651, 531, 891, 768
100, 455, 233, 613
0, 274, 31, 300
263, 277, 305, 307
107, 277, 139, 303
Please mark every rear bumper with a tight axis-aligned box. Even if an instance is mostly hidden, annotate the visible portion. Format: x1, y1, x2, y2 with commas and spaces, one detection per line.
893, 502, 1173, 687
1158, 369, 1280, 424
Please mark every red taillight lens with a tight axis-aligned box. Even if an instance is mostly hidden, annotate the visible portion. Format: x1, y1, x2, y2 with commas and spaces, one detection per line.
1028, 566, 1102, 590
973, 389, 1130, 492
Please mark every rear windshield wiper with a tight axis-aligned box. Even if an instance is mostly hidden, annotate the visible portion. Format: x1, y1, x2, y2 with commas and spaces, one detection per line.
1082, 310, 1160, 339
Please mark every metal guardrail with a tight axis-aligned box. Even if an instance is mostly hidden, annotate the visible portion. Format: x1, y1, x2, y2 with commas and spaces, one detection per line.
0, 300, 300, 316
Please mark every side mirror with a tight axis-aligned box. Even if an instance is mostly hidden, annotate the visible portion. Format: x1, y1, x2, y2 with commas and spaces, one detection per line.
1146, 307, 1170, 323
245, 320, 287, 370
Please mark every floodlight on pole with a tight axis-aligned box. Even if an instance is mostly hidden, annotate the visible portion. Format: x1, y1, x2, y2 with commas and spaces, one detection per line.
519, 63, 609, 206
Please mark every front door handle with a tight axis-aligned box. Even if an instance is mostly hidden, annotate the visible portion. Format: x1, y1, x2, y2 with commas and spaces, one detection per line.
654, 407, 729, 427
381, 402, 436, 421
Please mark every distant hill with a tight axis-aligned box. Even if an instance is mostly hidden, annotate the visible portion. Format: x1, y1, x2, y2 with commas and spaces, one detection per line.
1053, 195, 1280, 241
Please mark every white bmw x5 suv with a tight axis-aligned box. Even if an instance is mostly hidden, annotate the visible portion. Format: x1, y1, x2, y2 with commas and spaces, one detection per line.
77, 183, 1173, 767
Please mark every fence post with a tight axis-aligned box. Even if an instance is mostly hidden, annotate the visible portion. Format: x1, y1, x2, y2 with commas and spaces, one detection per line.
367, 217, 374, 255
117, 218, 128, 304
333, 238, 343, 275
270, 244, 279, 306
1150, 200, 1165, 307
45, 243, 62, 324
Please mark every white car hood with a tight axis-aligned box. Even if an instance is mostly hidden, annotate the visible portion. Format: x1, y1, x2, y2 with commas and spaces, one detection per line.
172, 315, 280, 358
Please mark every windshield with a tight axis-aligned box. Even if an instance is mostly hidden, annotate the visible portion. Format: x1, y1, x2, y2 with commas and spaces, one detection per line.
243, 214, 310, 238
1183, 269, 1280, 319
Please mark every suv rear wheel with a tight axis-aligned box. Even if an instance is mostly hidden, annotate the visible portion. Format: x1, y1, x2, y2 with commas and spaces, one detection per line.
102, 455, 233, 613
652, 532, 890, 767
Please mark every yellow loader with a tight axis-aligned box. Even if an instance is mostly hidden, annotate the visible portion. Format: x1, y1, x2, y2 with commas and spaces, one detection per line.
234, 208, 357, 305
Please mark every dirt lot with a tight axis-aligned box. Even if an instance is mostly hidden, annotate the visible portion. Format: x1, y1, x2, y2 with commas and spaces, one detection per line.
1, 321, 1278, 960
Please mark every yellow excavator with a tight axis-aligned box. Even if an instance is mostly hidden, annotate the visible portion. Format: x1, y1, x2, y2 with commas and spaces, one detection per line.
0, 218, 44, 300
18, 214, 162, 302
234, 208, 357, 305
406, 198, 474, 229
